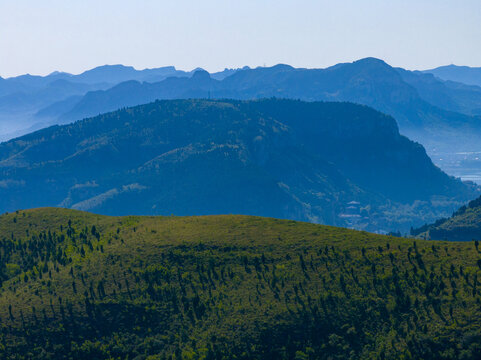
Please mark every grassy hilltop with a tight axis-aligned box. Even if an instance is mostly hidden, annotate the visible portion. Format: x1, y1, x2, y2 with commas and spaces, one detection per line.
1, 208, 481, 359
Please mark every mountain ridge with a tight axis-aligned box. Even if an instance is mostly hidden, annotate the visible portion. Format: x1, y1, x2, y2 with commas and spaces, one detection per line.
39, 58, 481, 156
3, 58, 481, 180
424, 64, 481, 88
0, 64, 241, 140
0, 98, 475, 232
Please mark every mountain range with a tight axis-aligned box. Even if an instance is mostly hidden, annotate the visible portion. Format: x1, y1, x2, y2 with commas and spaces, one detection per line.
23, 58, 481, 161
424, 64, 481, 88
0, 65, 239, 140
0, 99, 475, 232
2, 59, 481, 168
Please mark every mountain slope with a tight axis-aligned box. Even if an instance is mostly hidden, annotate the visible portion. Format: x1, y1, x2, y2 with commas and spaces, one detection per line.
413, 195, 481, 241
1, 208, 481, 359
4, 59, 481, 160
0, 65, 231, 140
424, 64, 481, 88
397, 68, 481, 116
0, 99, 474, 232
51, 58, 481, 155
59, 70, 219, 122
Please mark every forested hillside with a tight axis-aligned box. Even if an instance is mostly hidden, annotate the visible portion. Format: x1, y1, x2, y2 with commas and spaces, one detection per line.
1, 208, 481, 359
413, 195, 481, 241
0, 99, 473, 232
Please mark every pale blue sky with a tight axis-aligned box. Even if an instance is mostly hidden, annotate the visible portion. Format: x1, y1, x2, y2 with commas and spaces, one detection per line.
1, 0, 480, 77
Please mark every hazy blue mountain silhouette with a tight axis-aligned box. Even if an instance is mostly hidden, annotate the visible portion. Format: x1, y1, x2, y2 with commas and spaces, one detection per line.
39, 58, 481, 154
397, 68, 481, 116
424, 64, 481, 88
0, 65, 243, 139
3, 58, 481, 155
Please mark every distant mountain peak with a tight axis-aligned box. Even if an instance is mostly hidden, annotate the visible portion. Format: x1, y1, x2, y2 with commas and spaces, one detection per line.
91, 64, 135, 70
356, 57, 385, 63
353, 57, 391, 68
271, 64, 294, 70
48, 71, 72, 77
254, 64, 294, 72
192, 69, 211, 79
80, 64, 136, 75
423, 64, 481, 87
190, 67, 206, 73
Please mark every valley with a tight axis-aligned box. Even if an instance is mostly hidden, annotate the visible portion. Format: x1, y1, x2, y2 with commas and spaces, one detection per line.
428, 150, 481, 185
